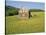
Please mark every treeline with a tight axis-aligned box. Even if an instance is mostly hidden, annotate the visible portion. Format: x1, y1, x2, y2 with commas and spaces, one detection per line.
5, 6, 44, 16
29, 9, 44, 12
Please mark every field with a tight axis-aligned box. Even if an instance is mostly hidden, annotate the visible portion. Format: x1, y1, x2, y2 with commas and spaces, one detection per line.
6, 12, 45, 34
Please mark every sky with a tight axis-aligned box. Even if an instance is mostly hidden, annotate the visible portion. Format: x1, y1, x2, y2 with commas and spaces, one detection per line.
6, 1, 45, 10
6, 0, 45, 2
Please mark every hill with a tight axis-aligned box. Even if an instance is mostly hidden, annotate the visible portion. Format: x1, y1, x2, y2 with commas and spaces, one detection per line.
5, 6, 44, 16
5, 6, 19, 16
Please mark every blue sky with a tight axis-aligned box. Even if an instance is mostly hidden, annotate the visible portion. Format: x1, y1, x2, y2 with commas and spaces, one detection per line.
6, 1, 45, 10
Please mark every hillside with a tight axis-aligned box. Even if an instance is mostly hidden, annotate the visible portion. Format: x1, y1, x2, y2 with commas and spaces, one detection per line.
5, 6, 19, 16
5, 6, 44, 16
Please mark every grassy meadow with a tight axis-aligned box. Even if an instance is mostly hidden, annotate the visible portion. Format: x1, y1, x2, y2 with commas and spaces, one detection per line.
6, 12, 44, 34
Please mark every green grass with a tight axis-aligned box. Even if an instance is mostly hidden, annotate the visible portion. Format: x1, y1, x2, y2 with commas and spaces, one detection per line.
6, 12, 45, 34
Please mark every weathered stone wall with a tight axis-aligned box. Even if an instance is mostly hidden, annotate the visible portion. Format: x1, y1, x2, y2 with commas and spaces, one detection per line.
19, 8, 29, 19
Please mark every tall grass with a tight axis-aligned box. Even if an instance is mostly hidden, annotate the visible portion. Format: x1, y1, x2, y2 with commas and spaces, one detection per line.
6, 12, 44, 34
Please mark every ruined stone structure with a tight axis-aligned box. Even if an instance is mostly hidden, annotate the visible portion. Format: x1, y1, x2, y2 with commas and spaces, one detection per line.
19, 7, 29, 19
